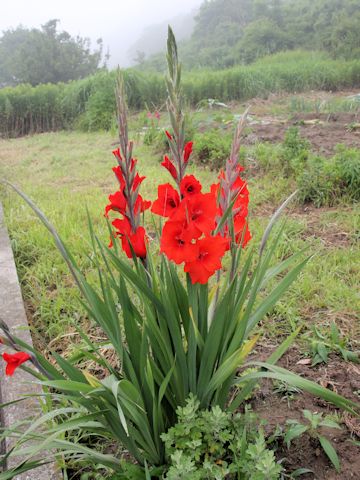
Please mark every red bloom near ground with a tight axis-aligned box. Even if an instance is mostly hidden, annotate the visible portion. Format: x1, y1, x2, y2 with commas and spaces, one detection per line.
2, 352, 31, 376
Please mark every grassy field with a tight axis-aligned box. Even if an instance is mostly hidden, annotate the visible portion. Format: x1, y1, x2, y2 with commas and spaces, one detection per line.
0, 96, 359, 360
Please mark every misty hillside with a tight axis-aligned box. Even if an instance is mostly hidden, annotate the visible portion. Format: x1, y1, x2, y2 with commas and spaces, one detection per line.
127, 9, 198, 65
136, 0, 360, 71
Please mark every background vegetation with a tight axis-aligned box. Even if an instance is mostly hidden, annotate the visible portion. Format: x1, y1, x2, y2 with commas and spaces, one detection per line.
138, 0, 360, 70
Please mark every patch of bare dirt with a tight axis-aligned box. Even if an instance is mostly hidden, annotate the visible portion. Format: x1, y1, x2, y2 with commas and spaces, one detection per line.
247, 347, 360, 479
244, 112, 360, 155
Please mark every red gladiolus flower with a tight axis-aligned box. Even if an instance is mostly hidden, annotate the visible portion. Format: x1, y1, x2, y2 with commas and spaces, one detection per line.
160, 221, 198, 264
105, 190, 127, 217
180, 175, 202, 198
184, 235, 228, 284
172, 193, 218, 237
161, 155, 178, 180
112, 218, 147, 258
3, 352, 31, 376
184, 141, 193, 163
165, 130, 173, 140
151, 184, 180, 217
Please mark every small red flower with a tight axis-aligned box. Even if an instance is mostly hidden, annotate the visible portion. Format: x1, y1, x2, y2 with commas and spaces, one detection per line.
165, 130, 173, 140
184, 235, 228, 284
183, 141, 193, 163
151, 184, 180, 217
161, 155, 178, 180
112, 218, 147, 258
154, 111, 161, 120
160, 221, 198, 264
180, 175, 202, 198
3, 352, 31, 376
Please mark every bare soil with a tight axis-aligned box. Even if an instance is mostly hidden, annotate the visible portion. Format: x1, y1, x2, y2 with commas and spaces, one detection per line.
244, 112, 360, 155
247, 347, 360, 479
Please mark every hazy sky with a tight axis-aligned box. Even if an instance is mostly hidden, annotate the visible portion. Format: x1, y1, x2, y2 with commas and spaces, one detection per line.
1, 0, 203, 66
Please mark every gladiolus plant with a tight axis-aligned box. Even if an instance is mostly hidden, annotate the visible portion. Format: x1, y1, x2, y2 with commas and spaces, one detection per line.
0, 28, 358, 478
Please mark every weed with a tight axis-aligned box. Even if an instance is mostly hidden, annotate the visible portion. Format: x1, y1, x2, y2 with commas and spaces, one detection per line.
285, 410, 342, 472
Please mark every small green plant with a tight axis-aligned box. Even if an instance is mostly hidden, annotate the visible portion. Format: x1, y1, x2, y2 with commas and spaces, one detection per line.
161, 395, 282, 479
307, 322, 359, 366
273, 380, 301, 407
285, 410, 342, 472
281, 127, 310, 176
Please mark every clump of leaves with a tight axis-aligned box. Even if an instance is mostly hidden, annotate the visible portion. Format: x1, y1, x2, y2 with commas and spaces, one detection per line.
285, 409, 342, 472
161, 394, 282, 480
307, 322, 359, 366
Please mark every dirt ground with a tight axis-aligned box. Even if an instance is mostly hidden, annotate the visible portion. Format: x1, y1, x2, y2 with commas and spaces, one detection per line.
244, 112, 360, 155
247, 347, 360, 479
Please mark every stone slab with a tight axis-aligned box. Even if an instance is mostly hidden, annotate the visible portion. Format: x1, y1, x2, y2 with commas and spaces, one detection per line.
0, 202, 60, 479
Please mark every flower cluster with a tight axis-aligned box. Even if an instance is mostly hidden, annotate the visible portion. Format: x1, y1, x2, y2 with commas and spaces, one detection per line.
106, 120, 251, 284
105, 148, 151, 259
150, 134, 251, 284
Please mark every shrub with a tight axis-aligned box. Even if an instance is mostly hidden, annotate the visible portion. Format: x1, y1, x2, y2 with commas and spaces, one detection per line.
297, 146, 360, 206
193, 129, 232, 169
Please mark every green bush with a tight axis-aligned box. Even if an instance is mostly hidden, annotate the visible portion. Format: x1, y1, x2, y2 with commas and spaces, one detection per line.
161, 395, 282, 480
297, 146, 360, 206
193, 129, 232, 170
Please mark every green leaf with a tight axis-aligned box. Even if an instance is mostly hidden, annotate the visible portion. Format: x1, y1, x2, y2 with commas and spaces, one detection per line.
284, 424, 308, 448
318, 435, 340, 472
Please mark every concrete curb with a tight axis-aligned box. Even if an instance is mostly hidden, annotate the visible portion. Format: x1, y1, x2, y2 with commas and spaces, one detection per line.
0, 202, 59, 479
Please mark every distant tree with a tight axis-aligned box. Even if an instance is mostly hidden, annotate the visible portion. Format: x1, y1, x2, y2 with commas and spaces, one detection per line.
133, 50, 146, 66
235, 18, 293, 63
0, 19, 105, 86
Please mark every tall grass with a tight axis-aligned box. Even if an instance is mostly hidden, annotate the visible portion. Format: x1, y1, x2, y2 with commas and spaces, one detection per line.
1, 52, 360, 137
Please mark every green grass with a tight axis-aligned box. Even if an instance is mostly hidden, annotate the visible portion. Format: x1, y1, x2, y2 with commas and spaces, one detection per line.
0, 127, 359, 353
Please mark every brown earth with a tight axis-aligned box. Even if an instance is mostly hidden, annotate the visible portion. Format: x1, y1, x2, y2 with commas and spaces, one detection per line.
244, 112, 360, 155
247, 346, 360, 479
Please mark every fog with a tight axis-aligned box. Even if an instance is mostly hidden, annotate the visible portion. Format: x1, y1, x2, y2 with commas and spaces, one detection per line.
0, 0, 203, 66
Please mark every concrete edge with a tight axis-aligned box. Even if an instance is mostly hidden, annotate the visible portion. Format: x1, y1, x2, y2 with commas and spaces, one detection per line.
0, 202, 60, 479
